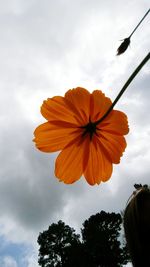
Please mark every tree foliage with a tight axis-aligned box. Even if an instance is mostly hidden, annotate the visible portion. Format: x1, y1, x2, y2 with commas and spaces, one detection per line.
38, 220, 80, 267
82, 211, 129, 267
38, 212, 130, 267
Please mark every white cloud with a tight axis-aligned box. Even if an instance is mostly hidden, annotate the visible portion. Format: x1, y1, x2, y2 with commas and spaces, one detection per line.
0, 256, 18, 267
21, 246, 39, 267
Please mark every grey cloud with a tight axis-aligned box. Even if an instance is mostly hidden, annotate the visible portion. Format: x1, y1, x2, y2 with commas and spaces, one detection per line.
0, 110, 86, 233
0, 91, 89, 236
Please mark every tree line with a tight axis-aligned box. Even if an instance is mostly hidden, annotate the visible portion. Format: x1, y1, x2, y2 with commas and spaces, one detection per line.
37, 211, 130, 267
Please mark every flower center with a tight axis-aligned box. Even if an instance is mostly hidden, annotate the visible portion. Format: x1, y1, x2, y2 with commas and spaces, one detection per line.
81, 120, 99, 140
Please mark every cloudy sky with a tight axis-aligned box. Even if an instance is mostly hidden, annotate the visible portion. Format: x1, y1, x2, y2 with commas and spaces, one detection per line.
0, 0, 150, 266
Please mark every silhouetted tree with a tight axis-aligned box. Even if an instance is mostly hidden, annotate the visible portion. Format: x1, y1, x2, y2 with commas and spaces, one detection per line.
82, 211, 129, 267
38, 220, 81, 267
38, 212, 130, 267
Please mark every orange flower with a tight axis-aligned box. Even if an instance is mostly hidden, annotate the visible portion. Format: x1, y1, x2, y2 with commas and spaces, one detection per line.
33, 87, 129, 185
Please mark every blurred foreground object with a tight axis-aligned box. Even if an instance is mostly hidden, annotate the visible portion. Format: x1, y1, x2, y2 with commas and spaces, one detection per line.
123, 184, 150, 266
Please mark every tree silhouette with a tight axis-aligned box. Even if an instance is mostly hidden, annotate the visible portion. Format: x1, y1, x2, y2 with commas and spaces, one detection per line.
38, 212, 130, 267
82, 211, 129, 267
38, 220, 80, 267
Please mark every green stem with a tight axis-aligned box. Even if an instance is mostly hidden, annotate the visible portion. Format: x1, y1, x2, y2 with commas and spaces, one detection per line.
129, 9, 150, 38
95, 52, 150, 125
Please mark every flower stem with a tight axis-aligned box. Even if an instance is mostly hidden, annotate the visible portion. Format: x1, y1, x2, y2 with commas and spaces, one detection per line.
129, 9, 150, 38
96, 52, 150, 125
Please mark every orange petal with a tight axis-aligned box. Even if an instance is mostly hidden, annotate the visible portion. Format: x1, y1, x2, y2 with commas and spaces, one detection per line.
55, 137, 87, 184
97, 131, 127, 164
65, 87, 90, 125
99, 110, 129, 135
84, 136, 113, 185
41, 96, 79, 125
33, 122, 81, 152
90, 90, 112, 122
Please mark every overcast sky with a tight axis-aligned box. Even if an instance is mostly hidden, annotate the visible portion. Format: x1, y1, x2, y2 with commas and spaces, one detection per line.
0, 0, 150, 266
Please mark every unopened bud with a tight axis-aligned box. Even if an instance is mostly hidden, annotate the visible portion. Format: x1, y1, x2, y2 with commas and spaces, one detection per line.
116, 37, 130, 55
